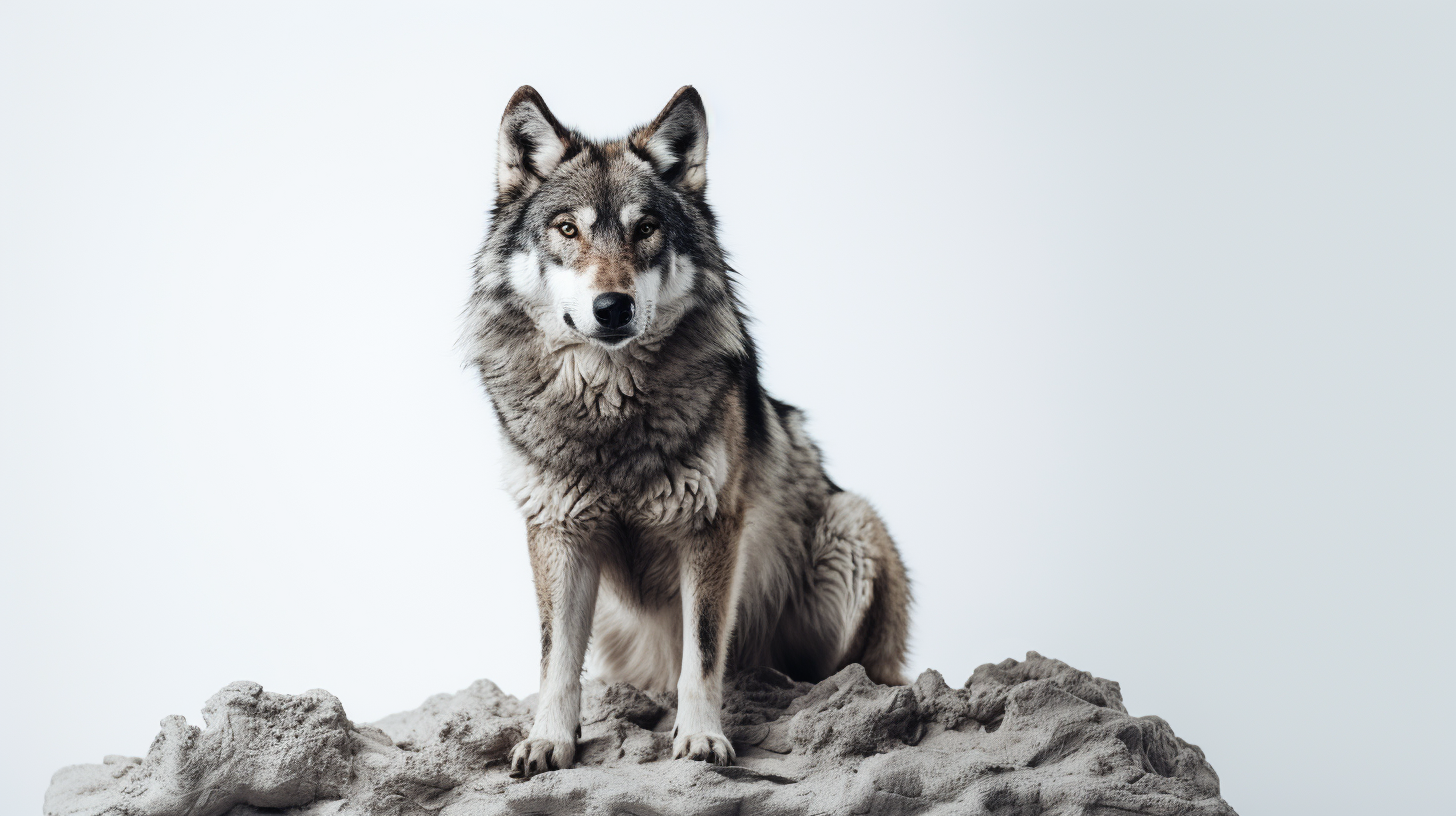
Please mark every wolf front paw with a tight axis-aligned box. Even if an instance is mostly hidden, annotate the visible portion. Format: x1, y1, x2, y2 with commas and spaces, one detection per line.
671, 729, 736, 766
508, 735, 576, 779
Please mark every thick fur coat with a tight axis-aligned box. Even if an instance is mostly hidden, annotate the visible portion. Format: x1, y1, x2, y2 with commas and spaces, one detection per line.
464, 86, 911, 778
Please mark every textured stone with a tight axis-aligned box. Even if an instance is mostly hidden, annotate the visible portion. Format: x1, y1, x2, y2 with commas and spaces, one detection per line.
45, 653, 1237, 815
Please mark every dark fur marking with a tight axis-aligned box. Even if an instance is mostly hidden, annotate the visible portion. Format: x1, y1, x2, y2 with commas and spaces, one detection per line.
659, 127, 699, 187
737, 343, 771, 451
509, 126, 539, 180
626, 143, 662, 179
697, 599, 720, 676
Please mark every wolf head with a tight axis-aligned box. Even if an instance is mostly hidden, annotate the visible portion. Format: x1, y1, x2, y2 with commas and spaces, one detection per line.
478, 86, 729, 351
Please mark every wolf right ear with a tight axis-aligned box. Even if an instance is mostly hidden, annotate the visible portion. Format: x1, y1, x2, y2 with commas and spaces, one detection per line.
631, 86, 708, 194
496, 86, 572, 203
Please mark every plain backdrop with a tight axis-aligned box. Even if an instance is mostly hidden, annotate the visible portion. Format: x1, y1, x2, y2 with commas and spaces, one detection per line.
2, 2, 1452, 812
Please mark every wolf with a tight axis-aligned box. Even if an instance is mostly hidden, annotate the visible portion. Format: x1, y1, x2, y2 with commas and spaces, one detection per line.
463, 86, 911, 779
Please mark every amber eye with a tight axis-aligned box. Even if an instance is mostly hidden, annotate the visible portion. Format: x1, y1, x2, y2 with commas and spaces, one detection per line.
557, 222, 578, 238
636, 221, 657, 238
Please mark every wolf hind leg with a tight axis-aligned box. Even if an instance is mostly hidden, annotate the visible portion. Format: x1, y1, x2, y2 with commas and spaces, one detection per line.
810, 492, 911, 685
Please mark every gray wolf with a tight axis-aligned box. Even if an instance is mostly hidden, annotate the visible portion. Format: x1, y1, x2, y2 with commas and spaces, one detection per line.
463, 86, 911, 779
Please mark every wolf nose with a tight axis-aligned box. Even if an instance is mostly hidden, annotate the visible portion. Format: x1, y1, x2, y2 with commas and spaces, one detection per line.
592, 293, 636, 330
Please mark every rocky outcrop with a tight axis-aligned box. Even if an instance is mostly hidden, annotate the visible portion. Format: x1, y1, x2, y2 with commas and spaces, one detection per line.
45, 653, 1236, 815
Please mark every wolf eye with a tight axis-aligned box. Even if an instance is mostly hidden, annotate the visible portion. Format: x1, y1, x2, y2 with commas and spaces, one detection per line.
557, 222, 578, 238
636, 222, 657, 238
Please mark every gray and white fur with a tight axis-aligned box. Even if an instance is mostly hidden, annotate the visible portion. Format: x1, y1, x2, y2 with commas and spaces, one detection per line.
464, 86, 911, 779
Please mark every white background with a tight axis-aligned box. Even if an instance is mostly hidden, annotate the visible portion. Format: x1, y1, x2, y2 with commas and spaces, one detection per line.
2, 3, 1452, 813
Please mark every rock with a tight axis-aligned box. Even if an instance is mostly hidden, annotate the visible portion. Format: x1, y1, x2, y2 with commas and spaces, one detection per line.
45, 682, 353, 816
44, 653, 1237, 815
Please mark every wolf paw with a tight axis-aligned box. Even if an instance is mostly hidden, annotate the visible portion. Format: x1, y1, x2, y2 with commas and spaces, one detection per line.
508, 735, 576, 779
672, 730, 736, 765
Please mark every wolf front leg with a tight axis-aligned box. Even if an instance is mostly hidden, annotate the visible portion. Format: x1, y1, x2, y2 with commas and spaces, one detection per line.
672, 509, 744, 765
509, 524, 599, 779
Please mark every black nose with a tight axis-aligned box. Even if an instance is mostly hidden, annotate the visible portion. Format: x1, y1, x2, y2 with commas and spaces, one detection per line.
592, 293, 635, 331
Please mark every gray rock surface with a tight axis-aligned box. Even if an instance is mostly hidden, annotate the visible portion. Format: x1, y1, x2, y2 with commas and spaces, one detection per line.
44, 652, 1236, 815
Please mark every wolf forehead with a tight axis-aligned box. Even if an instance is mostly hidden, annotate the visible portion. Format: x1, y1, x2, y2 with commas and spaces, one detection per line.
523, 150, 683, 233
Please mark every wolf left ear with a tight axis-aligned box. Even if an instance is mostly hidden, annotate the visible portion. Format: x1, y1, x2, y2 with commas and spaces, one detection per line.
496, 85, 572, 203
631, 86, 708, 194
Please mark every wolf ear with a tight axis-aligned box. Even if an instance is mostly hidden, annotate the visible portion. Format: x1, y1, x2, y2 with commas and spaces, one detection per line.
496, 86, 572, 203
631, 86, 708, 194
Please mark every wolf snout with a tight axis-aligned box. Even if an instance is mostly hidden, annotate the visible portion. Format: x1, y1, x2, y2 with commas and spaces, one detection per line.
593, 292, 636, 332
